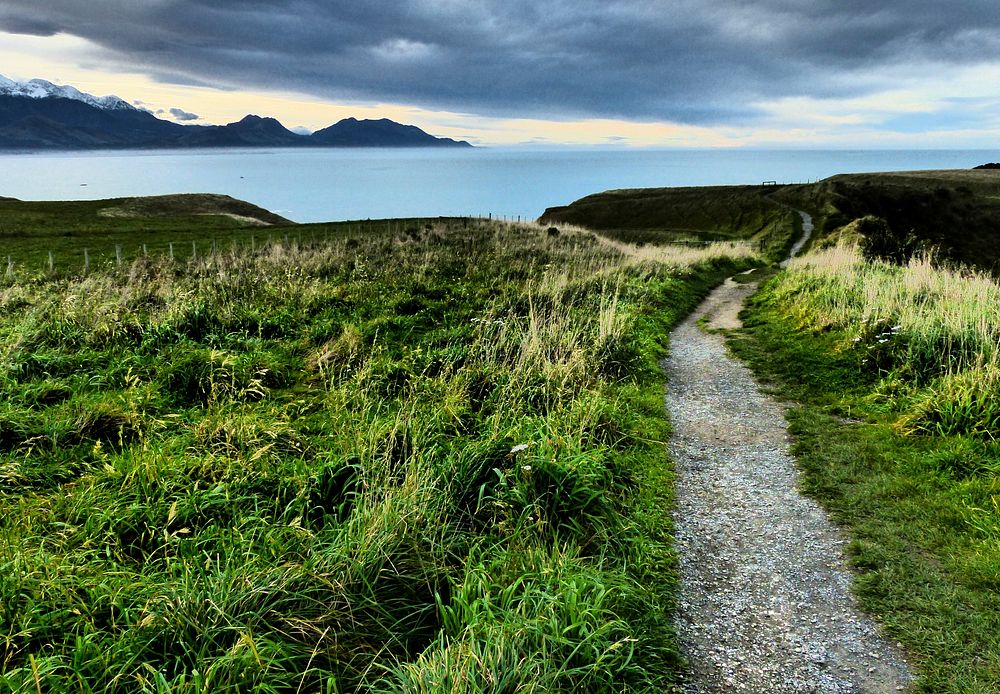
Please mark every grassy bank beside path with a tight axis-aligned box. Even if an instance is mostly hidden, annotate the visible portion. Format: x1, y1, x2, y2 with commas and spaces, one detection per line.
0, 214, 756, 692
730, 247, 1000, 692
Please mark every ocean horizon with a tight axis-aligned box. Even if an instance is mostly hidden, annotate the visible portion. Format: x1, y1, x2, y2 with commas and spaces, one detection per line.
1, 146, 996, 223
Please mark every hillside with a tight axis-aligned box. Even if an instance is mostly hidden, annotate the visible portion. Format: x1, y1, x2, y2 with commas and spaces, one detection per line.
0, 201, 758, 691
540, 184, 797, 260
98, 194, 294, 225
773, 169, 1000, 272
540, 170, 1000, 274
0, 194, 296, 270
0, 193, 291, 233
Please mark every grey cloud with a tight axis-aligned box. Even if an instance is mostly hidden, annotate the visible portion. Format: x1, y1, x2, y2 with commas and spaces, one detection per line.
0, 9, 59, 36
2, 1, 999, 124
169, 107, 200, 121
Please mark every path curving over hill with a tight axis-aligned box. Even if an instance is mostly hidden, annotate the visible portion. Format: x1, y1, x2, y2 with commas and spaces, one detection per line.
663, 219, 912, 692
780, 210, 813, 268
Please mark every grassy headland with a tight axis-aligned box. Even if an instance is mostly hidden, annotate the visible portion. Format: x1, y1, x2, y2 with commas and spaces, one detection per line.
0, 194, 295, 270
540, 185, 795, 259
772, 169, 1000, 273
0, 200, 761, 691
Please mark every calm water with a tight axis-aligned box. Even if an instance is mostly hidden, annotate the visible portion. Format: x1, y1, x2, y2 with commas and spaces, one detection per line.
0, 148, 995, 223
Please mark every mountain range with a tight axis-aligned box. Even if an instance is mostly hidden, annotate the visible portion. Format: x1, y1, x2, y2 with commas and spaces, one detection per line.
0, 75, 472, 150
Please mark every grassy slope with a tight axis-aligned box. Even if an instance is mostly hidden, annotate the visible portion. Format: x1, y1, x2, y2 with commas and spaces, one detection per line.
0, 194, 292, 269
539, 185, 795, 258
0, 200, 758, 691
730, 268, 1000, 692
773, 169, 1000, 273
0, 195, 481, 274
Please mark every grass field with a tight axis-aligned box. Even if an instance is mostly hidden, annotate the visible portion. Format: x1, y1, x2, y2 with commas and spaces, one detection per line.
772, 169, 1000, 273
0, 194, 296, 270
731, 245, 1000, 692
0, 198, 763, 691
540, 169, 1000, 275
539, 185, 795, 258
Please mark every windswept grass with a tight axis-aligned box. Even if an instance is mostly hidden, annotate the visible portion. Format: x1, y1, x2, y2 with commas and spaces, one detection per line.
732, 242, 1000, 691
775, 246, 1000, 436
772, 170, 1000, 273
0, 217, 756, 691
539, 185, 795, 261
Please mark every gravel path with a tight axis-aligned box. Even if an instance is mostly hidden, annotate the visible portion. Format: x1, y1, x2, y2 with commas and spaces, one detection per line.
780, 210, 814, 268
664, 228, 913, 692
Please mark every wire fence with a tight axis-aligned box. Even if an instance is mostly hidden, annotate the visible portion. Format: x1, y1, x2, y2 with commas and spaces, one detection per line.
0, 215, 544, 279
0, 210, 756, 280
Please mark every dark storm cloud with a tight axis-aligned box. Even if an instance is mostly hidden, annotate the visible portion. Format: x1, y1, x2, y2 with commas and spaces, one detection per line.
169, 107, 200, 121
2, 1, 998, 123
0, 11, 58, 37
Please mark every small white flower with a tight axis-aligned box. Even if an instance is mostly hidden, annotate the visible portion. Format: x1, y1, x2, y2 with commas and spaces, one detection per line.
522, 465, 532, 472
510, 443, 529, 454
878, 338, 889, 343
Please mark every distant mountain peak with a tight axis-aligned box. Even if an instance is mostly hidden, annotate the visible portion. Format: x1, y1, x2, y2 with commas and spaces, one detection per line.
0, 74, 134, 112
0, 75, 473, 150
232, 114, 283, 126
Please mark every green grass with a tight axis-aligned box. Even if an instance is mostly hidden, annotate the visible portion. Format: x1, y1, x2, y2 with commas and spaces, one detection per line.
0, 209, 757, 691
730, 260, 1000, 692
539, 185, 796, 261
773, 169, 1000, 273
0, 194, 476, 272
769, 246, 1000, 436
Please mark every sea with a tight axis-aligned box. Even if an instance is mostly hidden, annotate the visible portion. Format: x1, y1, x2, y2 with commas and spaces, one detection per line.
0, 147, 995, 223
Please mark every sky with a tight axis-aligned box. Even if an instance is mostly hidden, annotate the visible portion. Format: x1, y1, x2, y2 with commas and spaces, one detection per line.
2, 1, 1000, 147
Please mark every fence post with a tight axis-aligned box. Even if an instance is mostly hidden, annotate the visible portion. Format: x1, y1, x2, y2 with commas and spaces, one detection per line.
251, 235, 255, 252
5, 256, 12, 279
115, 244, 122, 267
48, 251, 54, 274
84, 249, 89, 272
191, 241, 197, 260
143, 244, 148, 256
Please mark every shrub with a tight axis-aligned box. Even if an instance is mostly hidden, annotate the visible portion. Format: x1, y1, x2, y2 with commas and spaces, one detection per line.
856, 215, 918, 265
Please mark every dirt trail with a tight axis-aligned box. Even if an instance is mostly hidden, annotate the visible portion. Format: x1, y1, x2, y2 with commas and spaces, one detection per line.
663, 218, 913, 692
780, 210, 813, 268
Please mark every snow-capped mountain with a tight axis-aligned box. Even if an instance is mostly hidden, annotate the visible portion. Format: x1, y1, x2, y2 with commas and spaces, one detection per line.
0, 74, 135, 111
0, 74, 472, 150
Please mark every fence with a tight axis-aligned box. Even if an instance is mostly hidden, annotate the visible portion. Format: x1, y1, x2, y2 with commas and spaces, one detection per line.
0, 212, 743, 279
0, 216, 541, 279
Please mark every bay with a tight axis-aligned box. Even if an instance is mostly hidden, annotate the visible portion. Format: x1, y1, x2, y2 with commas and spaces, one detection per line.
0, 147, 995, 223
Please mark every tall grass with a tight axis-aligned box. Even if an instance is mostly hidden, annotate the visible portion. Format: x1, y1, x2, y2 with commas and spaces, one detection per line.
737, 237, 1000, 691
766, 242, 1000, 580
0, 219, 756, 691
775, 245, 1000, 437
